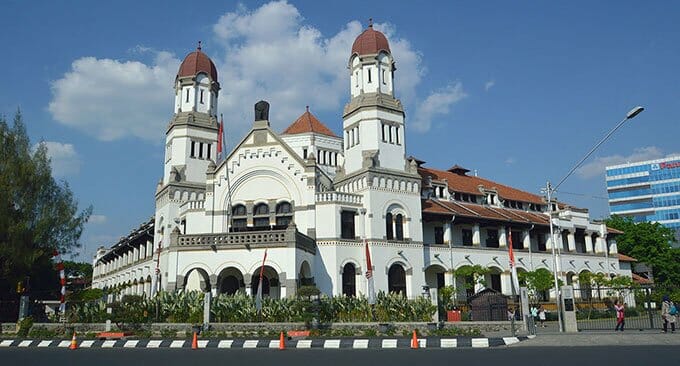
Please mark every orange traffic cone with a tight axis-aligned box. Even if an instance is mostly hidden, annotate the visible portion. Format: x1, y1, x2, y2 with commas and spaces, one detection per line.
410, 330, 419, 349
191, 331, 198, 350
279, 331, 285, 350
69, 331, 78, 350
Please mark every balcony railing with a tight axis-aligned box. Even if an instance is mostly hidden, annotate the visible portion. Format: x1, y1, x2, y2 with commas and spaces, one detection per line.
170, 224, 316, 254
315, 192, 362, 204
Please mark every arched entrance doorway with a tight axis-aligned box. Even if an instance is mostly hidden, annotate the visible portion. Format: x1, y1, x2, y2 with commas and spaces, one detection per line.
342, 263, 356, 297
251, 265, 280, 299
388, 263, 406, 296
217, 267, 245, 295
183, 268, 211, 292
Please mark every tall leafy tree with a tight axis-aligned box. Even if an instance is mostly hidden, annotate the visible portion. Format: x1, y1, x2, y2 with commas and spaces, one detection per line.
0, 110, 91, 302
605, 215, 679, 286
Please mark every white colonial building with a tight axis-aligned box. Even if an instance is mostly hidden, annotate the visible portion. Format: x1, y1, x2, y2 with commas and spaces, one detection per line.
92, 25, 629, 302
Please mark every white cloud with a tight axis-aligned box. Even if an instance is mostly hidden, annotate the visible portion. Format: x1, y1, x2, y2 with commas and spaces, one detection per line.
484, 80, 495, 91
211, 1, 427, 136
48, 51, 180, 141
88, 214, 108, 224
48, 0, 457, 140
34, 141, 81, 177
576, 146, 680, 179
411, 82, 467, 132
505, 157, 516, 165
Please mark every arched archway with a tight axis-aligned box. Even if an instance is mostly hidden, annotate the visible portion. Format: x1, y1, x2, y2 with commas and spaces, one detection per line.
424, 264, 446, 291
578, 270, 593, 301
388, 263, 407, 296
217, 267, 244, 295
298, 261, 314, 287
184, 267, 211, 292
342, 263, 356, 297
485, 266, 503, 293
251, 265, 280, 299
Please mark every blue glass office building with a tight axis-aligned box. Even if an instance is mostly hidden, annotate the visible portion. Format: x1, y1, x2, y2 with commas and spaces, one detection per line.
606, 156, 680, 243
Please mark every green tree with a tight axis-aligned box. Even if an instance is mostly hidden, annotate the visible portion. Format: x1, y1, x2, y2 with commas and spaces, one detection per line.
0, 110, 91, 304
605, 215, 680, 286
519, 268, 559, 302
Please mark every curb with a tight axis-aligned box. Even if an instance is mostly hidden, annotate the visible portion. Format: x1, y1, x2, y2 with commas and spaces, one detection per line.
0, 336, 532, 349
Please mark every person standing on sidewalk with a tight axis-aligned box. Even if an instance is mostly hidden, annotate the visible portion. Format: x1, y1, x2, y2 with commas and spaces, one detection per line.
614, 300, 625, 331
538, 305, 547, 328
661, 295, 676, 333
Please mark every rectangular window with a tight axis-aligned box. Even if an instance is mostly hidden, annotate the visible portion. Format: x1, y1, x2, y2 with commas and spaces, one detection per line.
355, 127, 359, 144
486, 229, 499, 248
303, 148, 308, 159
232, 218, 247, 231
200, 89, 204, 104
185, 89, 189, 103
395, 126, 400, 145
254, 217, 270, 228
388, 126, 393, 143
434, 226, 444, 245
341, 210, 356, 239
382, 69, 386, 85
462, 229, 473, 246
190, 141, 196, 158
511, 231, 522, 249
382, 124, 386, 142
199, 142, 204, 159
537, 234, 546, 251
367, 69, 372, 83
206, 144, 211, 160
355, 71, 359, 87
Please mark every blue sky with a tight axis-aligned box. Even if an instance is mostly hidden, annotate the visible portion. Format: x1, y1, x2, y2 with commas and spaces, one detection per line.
2, 1, 679, 262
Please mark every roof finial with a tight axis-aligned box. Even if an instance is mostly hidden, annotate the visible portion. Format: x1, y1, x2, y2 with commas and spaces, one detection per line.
306, 105, 309, 112
368, 18, 373, 28
197, 40, 202, 51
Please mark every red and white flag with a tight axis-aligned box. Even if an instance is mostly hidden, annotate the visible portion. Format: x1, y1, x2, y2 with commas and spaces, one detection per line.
507, 230, 520, 293
364, 240, 376, 304
217, 115, 224, 161
255, 249, 268, 312
52, 250, 66, 314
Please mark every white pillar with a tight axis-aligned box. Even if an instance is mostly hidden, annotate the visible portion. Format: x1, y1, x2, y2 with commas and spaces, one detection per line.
595, 237, 605, 254
472, 224, 481, 246
584, 233, 594, 253
443, 221, 452, 245
499, 227, 507, 248
522, 230, 531, 249
567, 230, 576, 252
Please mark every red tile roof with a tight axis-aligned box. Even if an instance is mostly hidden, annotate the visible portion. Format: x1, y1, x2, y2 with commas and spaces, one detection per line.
419, 166, 545, 205
177, 44, 218, 81
351, 24, 390, 56
282, 108, 338, 137
618, 253, 637, 262
607, 226, 624, 234
632, 273, 653, 285
422, 199, 550, 226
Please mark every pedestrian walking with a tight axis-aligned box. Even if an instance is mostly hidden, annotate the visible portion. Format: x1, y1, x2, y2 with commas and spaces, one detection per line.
614, 300, 625, 331
538, 305, 546, 327
661, 295, 676, 333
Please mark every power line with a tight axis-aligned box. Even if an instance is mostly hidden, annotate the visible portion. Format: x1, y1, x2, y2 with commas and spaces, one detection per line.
553, 190, 609, 200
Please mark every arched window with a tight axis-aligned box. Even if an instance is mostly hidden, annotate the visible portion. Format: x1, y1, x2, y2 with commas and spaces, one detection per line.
395, 214, 404, 240
342, 263, 356, 297
388, 264, 406, 296
231, 204, 247, 231
385, 213, 394, 240
253, 203, 270, 228
275, 202, 293, 227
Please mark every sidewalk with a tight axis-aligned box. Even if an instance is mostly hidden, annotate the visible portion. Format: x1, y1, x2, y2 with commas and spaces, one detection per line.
512, 331, 680, 347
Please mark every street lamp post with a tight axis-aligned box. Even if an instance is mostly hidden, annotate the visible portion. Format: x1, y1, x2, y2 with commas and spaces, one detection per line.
543, 106, 644, 332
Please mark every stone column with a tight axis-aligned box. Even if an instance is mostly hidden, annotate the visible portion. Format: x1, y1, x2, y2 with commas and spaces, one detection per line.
443, 221, 452, 245
472, 224, 481, 246
567, 230, 576, 252
499, 227, 508, 248
584, 233, 594, 253
595, 237, 605, 254
522, 230, 531, 249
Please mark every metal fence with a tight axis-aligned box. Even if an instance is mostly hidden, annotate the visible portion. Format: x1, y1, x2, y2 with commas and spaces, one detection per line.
575, 286, 675, 331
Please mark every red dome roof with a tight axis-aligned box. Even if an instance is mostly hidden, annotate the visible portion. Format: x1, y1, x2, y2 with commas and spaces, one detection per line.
351, 24, 390, 56
177, 43, 218, 81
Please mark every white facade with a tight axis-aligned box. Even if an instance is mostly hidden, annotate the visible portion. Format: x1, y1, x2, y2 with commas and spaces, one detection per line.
93, 29, 628, 303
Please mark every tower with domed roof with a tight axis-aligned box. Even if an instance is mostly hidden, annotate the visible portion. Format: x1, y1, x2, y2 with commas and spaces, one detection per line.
343, 21, 406, 174
155, 43, 221, 254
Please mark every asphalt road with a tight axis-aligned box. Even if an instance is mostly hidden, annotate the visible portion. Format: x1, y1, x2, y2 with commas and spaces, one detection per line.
2, 346, 679, 366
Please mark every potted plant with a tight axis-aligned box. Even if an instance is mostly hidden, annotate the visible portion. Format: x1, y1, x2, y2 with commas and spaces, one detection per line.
438, 286, 460, 322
